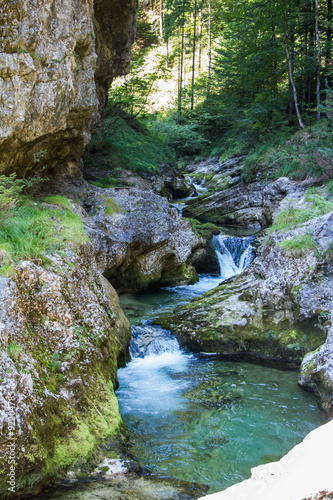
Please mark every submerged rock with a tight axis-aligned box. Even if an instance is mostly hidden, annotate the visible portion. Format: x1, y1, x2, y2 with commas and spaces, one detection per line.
0, 248, 131, 498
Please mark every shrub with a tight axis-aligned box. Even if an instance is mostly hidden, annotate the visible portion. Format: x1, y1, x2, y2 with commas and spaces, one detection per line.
0, 174, 24, 220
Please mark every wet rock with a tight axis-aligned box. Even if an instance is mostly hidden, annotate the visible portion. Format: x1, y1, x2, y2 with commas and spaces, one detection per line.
37, 473, 208, 499
183, 177, 295, 229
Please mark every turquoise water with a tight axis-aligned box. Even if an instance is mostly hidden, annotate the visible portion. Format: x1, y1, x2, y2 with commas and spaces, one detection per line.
117, 236, 323, 494
116, 325, 323, 493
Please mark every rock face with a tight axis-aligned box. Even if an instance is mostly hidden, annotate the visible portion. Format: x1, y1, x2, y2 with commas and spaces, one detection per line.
142, 164, 193, 200
0, 248, 131, 498
82, 184, 200, 292
299, 315, 333, 417
0, 0, 137, 186
183, 177, 293, 229
156, 192, 333, 367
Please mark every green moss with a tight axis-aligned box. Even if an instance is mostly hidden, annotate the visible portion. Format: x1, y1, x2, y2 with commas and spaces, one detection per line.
185, 218, 220, 240
103, 197, 125, 216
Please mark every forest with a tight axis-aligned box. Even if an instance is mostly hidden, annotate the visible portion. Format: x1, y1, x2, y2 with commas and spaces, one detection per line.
85, 0, 333, 187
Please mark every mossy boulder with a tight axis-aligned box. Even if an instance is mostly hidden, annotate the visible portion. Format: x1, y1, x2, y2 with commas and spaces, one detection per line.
0, 247, 131, 498
299, 315, 333, 417
155, 207, 333, 364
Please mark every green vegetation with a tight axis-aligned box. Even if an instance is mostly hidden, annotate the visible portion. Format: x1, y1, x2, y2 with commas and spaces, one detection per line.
43, 195, 72, 210
7, 342, 24, 361
85, 0, 333, 187
84, 111, 170, 174
0, 173, 24, 220
278, 234, 318, 256
0, 194, 88, 276
270, 192, 333, 233
103, 197, 125, 216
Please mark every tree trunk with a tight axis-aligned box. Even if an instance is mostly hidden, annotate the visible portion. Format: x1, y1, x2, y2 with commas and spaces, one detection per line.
315, 0, 321, 119
178, 3, 185, 122
159, 0, 163, 39
207, 0, 212, 96
191, 0, 197, 110
283, 0, 305, 128
326, 0, 332, 85
198, 10, 202, 72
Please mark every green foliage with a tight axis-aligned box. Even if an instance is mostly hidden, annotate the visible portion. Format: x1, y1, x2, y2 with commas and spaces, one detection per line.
270, 194, 333, 233
241, 121, 333, 182
326, 180, 333, 196
147, 114, 210, 156
85, 110, 170, 173
7, 342, 24, 361
0, 199, 88, 276
0, 173, 24, 220
278, 234, 318, 256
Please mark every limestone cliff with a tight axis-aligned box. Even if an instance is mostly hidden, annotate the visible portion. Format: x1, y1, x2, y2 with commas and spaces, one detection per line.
0, 0, 137, 186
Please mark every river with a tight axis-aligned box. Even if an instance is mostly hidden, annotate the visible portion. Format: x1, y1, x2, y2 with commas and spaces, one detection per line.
116, 234, 323, 494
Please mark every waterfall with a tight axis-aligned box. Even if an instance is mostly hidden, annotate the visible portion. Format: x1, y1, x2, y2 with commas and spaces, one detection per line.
213, 235, 255, 280
130, 325, 181, 358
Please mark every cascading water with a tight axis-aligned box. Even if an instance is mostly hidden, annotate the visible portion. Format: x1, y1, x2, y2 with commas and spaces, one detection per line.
116, 232, 322, 494
212, 234, 256, 280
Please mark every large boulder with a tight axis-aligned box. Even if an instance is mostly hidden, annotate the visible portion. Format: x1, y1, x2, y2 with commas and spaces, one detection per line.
0, 249, 131, 498
82, 184, 201, 292
183, 177, 294, 229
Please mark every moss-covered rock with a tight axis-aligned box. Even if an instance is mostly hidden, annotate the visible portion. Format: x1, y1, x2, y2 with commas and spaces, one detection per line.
299, 315, 333, 417
155, 206, 333, 364
0, 247, 131, 498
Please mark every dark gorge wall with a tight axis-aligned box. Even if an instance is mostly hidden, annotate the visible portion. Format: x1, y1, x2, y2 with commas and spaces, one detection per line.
0, 0, 137, 186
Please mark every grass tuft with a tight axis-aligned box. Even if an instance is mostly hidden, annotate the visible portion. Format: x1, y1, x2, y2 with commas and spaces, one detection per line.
0, 199, 88, 276
278, 234, 318, 256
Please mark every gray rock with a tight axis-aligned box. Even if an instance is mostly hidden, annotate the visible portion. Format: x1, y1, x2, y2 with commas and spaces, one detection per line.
183, 178, 294, 229
0, 0, 137, 188
82, 184, 201, 291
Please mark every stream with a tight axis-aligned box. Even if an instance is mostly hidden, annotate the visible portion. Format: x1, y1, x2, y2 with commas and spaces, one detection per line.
37, 207, 324, 499
117, 233, 323, 494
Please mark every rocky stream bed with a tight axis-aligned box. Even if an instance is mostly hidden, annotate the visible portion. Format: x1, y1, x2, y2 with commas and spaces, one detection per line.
1, 158, 333, 500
